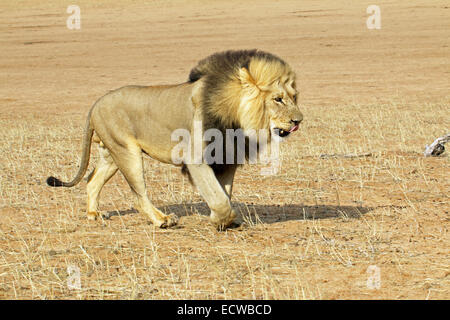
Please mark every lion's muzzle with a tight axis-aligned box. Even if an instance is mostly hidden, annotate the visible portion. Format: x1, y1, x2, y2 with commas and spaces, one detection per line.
274, 119, 301, 137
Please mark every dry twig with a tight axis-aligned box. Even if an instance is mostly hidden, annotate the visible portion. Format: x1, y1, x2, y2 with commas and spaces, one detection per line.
424, 133, 450, 157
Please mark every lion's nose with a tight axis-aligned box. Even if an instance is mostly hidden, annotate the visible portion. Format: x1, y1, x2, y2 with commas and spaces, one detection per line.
291, 119, 301, 126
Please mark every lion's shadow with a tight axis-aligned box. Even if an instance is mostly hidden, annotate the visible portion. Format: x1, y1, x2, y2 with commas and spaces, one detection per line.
107, 202, 373, 224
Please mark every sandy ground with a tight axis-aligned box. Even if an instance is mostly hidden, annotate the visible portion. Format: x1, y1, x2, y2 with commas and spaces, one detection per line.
0, 0, 449, 299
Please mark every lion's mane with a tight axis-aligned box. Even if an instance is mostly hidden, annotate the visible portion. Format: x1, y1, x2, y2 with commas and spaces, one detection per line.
188, 49, 295, 133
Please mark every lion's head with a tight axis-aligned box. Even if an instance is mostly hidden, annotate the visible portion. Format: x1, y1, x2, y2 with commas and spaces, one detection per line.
189, 49, 303, 139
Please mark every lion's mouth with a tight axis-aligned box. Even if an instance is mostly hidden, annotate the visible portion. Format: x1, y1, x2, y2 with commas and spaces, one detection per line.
273, 124, 299, 137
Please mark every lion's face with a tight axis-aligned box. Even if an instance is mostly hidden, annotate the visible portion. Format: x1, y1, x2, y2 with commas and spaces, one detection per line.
192, 50, 304, 140
265, 81, 303, 138
236, 63, 303, 138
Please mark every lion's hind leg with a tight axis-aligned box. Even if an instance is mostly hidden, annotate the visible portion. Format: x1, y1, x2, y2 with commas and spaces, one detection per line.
108, 142, 178, 228
86, 142, 118, 220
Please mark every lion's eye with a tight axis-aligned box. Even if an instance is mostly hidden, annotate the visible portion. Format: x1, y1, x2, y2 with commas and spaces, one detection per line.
274, 97, 283, 103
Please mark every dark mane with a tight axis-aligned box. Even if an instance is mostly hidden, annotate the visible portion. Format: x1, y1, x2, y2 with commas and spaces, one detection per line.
188, 49, 285, 83
188, 50, 288, 130
186, 50, 291, 168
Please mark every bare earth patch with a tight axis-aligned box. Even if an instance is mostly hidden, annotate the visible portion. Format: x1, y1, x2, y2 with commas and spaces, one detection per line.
0, 0, 448, 299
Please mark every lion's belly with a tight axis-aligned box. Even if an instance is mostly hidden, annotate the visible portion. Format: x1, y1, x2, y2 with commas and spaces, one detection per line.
138, 137, 180, 165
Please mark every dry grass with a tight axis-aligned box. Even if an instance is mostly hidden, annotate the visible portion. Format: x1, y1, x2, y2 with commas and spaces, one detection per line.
0, 100, 448, 299
0, 0, 449, 300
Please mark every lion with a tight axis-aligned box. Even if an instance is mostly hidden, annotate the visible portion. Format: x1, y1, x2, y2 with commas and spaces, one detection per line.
47, 49, 303, 230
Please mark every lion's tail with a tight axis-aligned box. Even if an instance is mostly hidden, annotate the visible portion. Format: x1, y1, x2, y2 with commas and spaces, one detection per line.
46, 108, 95, 188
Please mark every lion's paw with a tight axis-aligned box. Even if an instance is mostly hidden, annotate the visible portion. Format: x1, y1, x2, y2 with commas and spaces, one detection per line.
212, 210, 237, 231
159, 213, 179, 228
87, 211, 99, 221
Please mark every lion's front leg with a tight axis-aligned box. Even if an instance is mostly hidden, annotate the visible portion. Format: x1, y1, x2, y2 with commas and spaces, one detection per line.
212, 164, 237, 199
186, 163, 237, 230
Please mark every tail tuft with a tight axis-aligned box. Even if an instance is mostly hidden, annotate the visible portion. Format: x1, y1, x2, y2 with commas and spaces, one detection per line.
47, 176, 64, 187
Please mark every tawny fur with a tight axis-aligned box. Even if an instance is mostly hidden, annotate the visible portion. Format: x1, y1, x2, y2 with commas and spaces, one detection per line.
47, 49, 303, 230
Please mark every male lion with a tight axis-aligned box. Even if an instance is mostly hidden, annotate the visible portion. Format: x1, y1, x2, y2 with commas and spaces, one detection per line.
47, 49, 303, 229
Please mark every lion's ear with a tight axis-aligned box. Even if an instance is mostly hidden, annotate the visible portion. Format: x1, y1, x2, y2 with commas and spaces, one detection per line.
238, 67, 257, 89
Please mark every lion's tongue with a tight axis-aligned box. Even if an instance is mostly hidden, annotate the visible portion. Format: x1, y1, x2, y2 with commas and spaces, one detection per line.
289, 125, 299, 133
